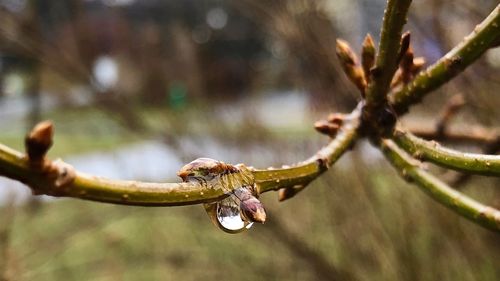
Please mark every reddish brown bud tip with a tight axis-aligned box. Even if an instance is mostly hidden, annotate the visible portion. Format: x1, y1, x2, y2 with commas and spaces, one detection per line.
336, 39, 358, 65
327, 113, 345, 126
25, 121, 54, 162
278, 185, 305, 202
240, 197, 266, 223
362, 33, 375, 53
314, 120, 340, 137
397, 31, 411, 64
361, 33, 376, 82
411, 57, 426, 73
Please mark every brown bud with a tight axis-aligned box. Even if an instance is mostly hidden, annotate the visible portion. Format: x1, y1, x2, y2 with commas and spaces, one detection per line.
361, 33, 376, 82
278, 185, 305, 202
336, 39, 358, 65
240, 197, 266, 223
411, 57, 426, 74
327, 113, 345, 126
25, 121, 53, 163
336, 39, 367, 94
314, 120, 340, 138
397, 31, 411, 64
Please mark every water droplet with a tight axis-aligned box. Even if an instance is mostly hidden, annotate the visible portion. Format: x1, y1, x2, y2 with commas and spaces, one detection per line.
203, 192, 254, 234
216, 200, 253, 233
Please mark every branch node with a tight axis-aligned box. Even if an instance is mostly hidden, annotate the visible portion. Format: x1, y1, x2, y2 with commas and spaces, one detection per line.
50, 159, 76, 188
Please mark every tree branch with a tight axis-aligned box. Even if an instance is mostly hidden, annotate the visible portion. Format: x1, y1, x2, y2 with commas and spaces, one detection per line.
392, 129, 500, 177
407, 123, 500, 145
380, 139, 500, 232
0, 105, 362, 206
364, 0, 412, 113
391, 4, 500, 115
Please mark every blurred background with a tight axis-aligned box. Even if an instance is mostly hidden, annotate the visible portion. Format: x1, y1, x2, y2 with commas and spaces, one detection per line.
0, 0, 499, 280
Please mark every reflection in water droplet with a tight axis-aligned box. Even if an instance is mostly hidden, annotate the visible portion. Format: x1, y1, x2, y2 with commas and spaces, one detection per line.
215, 197, 253, 233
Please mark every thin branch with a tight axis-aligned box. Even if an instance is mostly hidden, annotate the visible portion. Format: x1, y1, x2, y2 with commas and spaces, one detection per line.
392, 129, 500, 177
391, 4, 500, 115
380, 139, 500, 232
434, 94, 465, 138
0, 105, 362, 206
365, 0, 412, 112
406, 123, 500, 145
451, 139, 500, 187
257, 104, 362, 195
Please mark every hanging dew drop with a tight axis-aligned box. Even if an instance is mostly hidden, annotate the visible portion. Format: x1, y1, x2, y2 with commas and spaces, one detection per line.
214, 197, 253, 233
178, 158, 263, 234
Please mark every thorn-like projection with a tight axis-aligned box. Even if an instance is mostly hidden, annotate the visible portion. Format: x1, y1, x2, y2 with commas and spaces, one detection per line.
25, 121, 53, 163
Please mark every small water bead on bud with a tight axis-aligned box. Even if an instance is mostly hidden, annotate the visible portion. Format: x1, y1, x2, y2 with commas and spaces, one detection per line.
204, 200, 253, 234
178, 158, 264, 233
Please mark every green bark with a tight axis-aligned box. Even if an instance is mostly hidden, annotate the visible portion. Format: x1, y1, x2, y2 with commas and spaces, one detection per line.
365, 0, 412, 111
393, 130, 500, 176
391, 5, 500, 115
381, 139, 500, 232
0, 105, 362, 206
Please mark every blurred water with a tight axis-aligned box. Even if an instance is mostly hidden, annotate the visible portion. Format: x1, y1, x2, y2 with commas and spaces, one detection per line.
0, 91, 384, 204
0, 140, 182, 204
0, 138, 384, 205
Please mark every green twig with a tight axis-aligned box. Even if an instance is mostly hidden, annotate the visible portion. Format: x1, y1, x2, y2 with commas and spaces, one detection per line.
393, 129, 500, 177
381, 139, 500, 232
391, 4, 500, 115
365, 0, 412, 112
256, 103, 362, 193
0, 105, 362, 206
